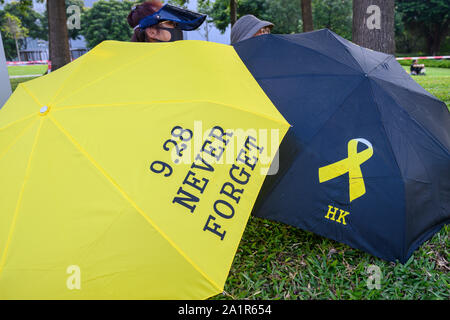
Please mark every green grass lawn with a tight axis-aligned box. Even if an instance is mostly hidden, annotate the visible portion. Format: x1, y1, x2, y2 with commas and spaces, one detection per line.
402, 66, 450, 108
8, 65, 49, 92
7, 66, 449, 300
7, 65, 48, 76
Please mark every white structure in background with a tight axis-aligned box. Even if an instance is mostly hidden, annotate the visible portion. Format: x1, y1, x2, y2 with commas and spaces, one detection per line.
0, 32, 12, 108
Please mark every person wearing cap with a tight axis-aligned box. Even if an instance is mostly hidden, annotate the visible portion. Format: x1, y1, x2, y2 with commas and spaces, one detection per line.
230, 15, 274, 45
127, 0, 206, 42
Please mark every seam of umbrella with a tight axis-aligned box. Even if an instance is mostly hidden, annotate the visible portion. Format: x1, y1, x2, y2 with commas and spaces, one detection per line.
48, 115, 223, 294
50, 44, 174, 107
254, 73, 361, 81
20, 83, 43, 106
51, 99, 290, 127
328, 31, 367, 73
0, 118, 38, 163
367, 79, 407, 260
303, 76, 366, 146
0, 112, 36, 132
369, 73, 442, 103
46, 52, 91, 106
358, 41, 368, 72
53, 100, 195, 111
371, 77, 450, 156
366, 55, 395, 75
0, 84, 41, 132
273, 34, 363, 75
0, 119, 43, 278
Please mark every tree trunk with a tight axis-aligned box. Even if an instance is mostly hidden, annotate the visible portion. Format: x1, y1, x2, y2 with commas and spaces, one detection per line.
14, 36, 21, 61
425, 22, 448, 56
301, 0, 314, 32
352, 0, 395, 54
47, 0, 71, 71
230, 0, 237, 26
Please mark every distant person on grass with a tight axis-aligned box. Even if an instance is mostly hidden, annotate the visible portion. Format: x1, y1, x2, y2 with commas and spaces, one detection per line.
230, 15, 274, 45
410, 59, 426, 76
127, 0, 206, 43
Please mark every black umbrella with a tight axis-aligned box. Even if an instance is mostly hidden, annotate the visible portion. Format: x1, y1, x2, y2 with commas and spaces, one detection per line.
234, 29, 450, 263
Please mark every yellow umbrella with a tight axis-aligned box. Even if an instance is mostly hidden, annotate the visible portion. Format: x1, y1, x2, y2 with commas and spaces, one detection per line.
0, 40, 289, 299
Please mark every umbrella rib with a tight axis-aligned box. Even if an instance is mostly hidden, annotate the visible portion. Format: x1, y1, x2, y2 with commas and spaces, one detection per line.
0, 118, 38, 164
366, 55, 395, 75
274, 34, 363, 75
206, 100, 289, 125
47, 54, 90, 106
20, 83, 43, 106
50, 44, 174, 107
303, 76, 366, 146
369, 78, 450, 157
328, 31, 371, 73
52, 100, 195, 111
367, 80, 408, 258
47, 114, 223, 294
369, 73, 441, 103
254, 73, 361, 81
0, 119, 43, 277
0, 84, 41, 133
51, 99, 290, 126
0, 113, 36, 132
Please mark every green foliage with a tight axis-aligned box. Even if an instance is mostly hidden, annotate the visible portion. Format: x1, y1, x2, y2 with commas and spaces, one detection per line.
397, 0, 449, 27
197, 0, 233, 33
0, 1, 44, 59
395, 9, 425, 54
198, 0, 301, 35
167, 0, 189, 8
1, 12, 28, 60
263, 0, 302, 34
80, 0, 135, 49
312, 0, 352, 40
396, 0, 450, 54
1, 12, 28, 38
0, 35, 16, 60
198, 0, 353, 38
0, 1, 45, 39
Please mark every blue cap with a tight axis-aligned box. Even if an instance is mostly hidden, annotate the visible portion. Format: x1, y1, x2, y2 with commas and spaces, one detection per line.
137, 4, 206, 31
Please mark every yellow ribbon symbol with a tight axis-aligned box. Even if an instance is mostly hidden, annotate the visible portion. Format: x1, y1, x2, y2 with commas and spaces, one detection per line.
318, 138, 373, 202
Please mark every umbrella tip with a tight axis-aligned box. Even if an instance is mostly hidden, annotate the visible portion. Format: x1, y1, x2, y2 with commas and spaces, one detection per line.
39, 105, 50, 116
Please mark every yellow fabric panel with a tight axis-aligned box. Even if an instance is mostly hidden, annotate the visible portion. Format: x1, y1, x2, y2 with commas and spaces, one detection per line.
0, 85, 39, 129
0, 119, 219, 299
0, 120, 40, 265
49, 41, 288, 125
16, 54, 87, 107
0, 116, 36, 158
0, 40, 290, 299
51, 101, 288, 288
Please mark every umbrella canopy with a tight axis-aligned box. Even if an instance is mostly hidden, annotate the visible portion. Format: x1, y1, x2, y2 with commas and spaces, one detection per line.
234, 29, 450, 263
0, 40, 289, 299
